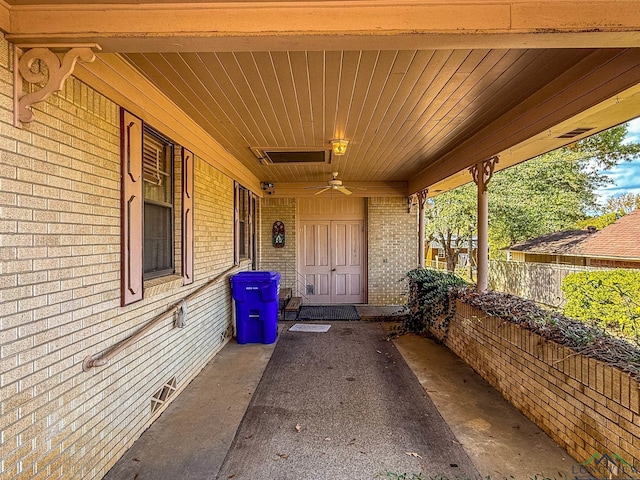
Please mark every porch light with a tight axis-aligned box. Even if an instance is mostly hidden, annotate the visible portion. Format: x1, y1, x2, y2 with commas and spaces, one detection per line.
331, 139, 349, 156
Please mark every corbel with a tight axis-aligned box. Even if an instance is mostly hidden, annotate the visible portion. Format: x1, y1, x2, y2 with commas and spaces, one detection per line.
469, 156, 499, 193
417, 188, 429, 208
13, 43, 101, 127
407, 194, 417, 213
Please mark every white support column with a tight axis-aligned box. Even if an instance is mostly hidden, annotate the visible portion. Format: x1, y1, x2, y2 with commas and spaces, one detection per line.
417, 189, 428, 268
469, 157, 498, 292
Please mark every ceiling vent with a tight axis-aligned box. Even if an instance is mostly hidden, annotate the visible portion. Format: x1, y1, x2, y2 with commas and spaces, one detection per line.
557, 127, 594, 139
251, 147, 331, 165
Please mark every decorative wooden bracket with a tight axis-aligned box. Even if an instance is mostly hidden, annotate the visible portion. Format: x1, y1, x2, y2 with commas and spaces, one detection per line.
407, 194, 416, 213
469, 156, 499, 193
13, 43, 101, 127
417, 188, 429, 207
408, 188, 429, 213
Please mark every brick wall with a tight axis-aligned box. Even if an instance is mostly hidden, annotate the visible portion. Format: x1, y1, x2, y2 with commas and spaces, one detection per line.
437, 301, 640, 466
0, 35, 240, 480
367, 197, 418, 305
258, 198, 297, 293
257, 196, 417, 304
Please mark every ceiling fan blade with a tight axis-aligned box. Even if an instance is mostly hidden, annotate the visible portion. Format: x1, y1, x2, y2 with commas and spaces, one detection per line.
304, 185, 329, 190
337, 186, 353, 195
314, 187, 331, 195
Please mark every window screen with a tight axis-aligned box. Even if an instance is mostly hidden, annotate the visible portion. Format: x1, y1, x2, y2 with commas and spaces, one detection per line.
143, 129, 174, 279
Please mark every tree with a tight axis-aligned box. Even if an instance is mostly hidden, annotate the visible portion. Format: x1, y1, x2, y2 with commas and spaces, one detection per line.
488, 148, 608, 253
562, 270, 640, 343
569, 124, 640, 169
576, 212, 620, 231
424, 184, 476, 272
600, 192, 640, 215
425, 123, 640, 269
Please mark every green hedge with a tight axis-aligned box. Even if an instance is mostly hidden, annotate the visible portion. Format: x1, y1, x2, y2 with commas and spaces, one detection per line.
402, 268, 468, 337
562, 269, 640, 339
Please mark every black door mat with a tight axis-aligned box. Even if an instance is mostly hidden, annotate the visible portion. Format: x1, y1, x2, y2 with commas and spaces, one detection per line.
296, 305, 360, 321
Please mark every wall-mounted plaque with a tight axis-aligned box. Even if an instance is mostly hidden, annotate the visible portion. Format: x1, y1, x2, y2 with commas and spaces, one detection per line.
272, 221, 285, 248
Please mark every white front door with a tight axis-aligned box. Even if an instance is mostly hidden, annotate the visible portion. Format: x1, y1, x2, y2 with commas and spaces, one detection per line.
300, 220, 364, 304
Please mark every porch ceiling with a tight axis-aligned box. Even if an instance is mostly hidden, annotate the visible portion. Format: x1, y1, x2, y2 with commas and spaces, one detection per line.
122, 49, 595, 183
4, 1, 640, 196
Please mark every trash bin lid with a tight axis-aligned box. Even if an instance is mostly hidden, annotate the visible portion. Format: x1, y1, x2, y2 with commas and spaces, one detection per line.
231, 271, 281, 282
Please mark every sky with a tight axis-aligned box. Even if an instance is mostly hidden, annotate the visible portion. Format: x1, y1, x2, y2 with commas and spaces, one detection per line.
595, 116, 640, 203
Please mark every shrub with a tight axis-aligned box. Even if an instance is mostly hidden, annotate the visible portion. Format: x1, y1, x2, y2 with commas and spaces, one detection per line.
401, 268, 468, 338
562, 269, 640, 341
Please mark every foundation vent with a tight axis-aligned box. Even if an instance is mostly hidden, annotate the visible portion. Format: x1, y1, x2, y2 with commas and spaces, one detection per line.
220, 324, 233, 343
151, 376, 177, 415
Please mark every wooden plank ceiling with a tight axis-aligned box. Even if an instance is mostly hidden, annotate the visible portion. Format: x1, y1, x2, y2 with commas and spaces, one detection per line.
5, 1, 640, 195
121, 48, 597, 187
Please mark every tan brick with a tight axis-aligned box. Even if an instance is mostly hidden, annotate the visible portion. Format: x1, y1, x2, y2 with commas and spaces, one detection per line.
18, 223, 48, 235
33, 209, 59, 223
32, 258, 59, 271
1, 178, 34, 195
1, 285, 33, 302
0, 220, 18, 235
17, 344, 48, 365
45, 174, 72, 190
33, 234, 59, 246
17, 167, 48, 185
1, 234, 33, 247
631, 382, 640, 415
0, 206, 33, 222
17, 247, 47, 259
620, 373, 632, 409
0, 360, 34, 386
17, 194, 48, 210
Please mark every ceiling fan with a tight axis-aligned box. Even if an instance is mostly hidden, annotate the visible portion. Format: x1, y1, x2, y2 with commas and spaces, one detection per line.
306, 172, 353, 196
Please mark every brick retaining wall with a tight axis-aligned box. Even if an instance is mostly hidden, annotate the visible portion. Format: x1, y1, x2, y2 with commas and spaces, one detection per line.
434, 301, 640, 466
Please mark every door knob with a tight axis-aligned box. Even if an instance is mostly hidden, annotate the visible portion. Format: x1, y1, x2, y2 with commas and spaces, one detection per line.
332, 268, 336, 272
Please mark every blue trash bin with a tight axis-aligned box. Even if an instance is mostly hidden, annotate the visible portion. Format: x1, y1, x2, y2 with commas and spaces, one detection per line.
231, 271, 281, 344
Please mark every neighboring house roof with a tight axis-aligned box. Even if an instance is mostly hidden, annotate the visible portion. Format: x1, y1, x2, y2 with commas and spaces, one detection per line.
506, 209, 640, 259
506, 230, 593, 255
579, 209, 640, 258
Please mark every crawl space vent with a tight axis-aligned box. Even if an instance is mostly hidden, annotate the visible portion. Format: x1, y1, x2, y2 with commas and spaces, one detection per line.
557, 127, 593, 139
151, 376, 177, 414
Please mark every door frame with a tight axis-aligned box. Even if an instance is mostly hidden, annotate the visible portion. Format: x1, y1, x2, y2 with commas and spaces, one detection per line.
296, 199, 368, 304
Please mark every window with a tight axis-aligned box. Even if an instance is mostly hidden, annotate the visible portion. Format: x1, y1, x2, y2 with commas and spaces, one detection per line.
234, 183, 256, 265
121, 109, 195, 306
238, 185, 248, 259
251, 195, 257, 268
143, 129, 174, 280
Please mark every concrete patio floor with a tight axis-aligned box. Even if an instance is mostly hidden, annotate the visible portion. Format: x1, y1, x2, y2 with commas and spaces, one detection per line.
105, 318, 578, 480
393, 332, 576, 478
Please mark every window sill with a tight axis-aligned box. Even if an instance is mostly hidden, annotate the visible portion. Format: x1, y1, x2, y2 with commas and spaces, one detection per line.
144, 274, 184, 299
